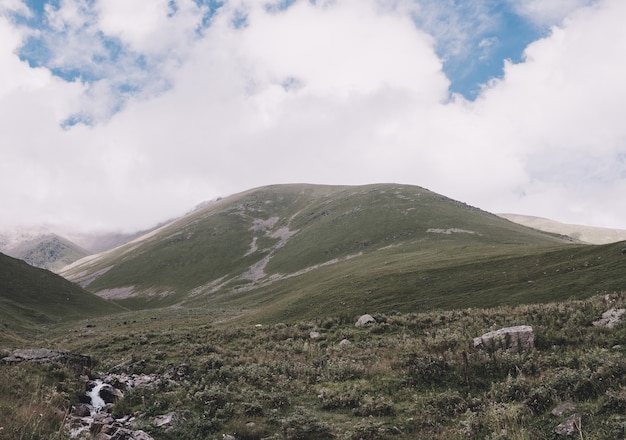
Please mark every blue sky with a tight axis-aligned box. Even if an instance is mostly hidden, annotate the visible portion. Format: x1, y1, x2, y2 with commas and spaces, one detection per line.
1, 0, 625, 232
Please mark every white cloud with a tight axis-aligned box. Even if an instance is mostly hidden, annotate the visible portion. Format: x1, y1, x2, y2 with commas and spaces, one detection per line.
471, 0, 626, 226
95, 0, 206, 55
1, 0, 625, 232
0, 0, 29, 15
507, 0, 599, 27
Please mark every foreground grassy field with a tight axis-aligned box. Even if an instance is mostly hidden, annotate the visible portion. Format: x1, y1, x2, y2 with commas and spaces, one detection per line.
3, 291, 626, 439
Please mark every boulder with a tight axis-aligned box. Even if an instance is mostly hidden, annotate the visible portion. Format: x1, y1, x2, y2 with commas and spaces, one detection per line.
473, 325, 535, 353
592, 308, 626, 328
339, 339, 352, 346
1, 348, 92, 375
355, 314, 376, 327
154, 411, 189, 431
73, 403, 92, 417
554, 413, 581, 437
99, 384, 124, 404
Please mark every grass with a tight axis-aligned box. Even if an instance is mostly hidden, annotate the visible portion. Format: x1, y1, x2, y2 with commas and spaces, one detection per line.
3, 183, 626, 438
60, 183, 576, 311
3, 291, 626, 439
0, 253, 124, 338
191, 238, 626, 324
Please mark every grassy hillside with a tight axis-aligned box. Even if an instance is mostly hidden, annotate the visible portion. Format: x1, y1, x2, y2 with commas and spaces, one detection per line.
0, 252, 124, 341
61, 184, 580, 313
195, 239, 626, 323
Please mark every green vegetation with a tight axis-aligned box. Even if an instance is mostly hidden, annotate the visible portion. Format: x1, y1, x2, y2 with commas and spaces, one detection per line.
3, 183, 626, 439
3, 292, 626, 439
61, 184, 582, 313
0, 253, 124, 339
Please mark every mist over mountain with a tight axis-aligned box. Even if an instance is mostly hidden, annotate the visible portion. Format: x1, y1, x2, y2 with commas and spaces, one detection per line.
0, 225, 161, 272
499, 213, 626, 245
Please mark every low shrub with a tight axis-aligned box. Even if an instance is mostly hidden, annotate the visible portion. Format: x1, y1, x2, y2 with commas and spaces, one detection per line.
279, 407, 334, 440
525, 385, 554, 415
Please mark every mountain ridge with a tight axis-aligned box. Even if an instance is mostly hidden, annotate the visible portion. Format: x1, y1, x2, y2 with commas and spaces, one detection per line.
60, 183, 592, 318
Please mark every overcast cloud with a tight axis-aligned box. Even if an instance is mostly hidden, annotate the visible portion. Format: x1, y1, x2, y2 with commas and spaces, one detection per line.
1, 0, 625, 232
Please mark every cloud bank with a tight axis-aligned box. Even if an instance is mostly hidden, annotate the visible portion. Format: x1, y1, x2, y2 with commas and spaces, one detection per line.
0, 0, 624, 232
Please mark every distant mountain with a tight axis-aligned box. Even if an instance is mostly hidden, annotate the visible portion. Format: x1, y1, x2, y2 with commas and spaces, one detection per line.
1, 233, 90, 272
498, 213, 626, 244
0, 225, 161, 272
62, 183, 621, 320
64, 227, 164, 254
0, 252, 124, 337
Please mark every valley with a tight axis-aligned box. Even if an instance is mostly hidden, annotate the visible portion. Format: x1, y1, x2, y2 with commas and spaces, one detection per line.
1, 183, 626, 439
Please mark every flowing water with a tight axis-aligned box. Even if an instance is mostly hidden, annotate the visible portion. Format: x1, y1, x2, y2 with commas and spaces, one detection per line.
88, 380, 106, 411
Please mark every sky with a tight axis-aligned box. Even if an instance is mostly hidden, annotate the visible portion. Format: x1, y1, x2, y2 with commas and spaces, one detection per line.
1, 0, 626, 233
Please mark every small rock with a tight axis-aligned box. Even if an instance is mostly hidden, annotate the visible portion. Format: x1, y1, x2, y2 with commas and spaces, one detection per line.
132, 430, 155, 440
554, 413, 581, 436
473, 325, 535, 353
355, 314, 376, 327
551, 403, 576, 417
592, 308, 626, 328
94, 433, 112, 440
154, 411, 188, 431
99, 384, 123, 404
73, 403, 92, 417
339, 339, 352, 346
167, 363, 191, 380
309, 331, 321, 339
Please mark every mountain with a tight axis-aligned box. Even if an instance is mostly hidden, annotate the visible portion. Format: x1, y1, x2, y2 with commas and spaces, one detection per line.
499, 213, 626, 244
60, 183, 625, 321
1, 233, 90, 272
0, 252, 124, 339
0, 225, 161, 272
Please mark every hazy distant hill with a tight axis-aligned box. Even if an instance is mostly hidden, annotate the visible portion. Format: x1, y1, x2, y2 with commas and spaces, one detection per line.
0, 226, 161, 272
498, 213, 626, 244
62, 183, 626, 320
1, 233, 90, 272
0, 252, 123, 336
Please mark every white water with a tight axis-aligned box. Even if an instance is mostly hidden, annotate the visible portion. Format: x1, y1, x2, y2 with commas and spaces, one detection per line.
88, 380, 106, 411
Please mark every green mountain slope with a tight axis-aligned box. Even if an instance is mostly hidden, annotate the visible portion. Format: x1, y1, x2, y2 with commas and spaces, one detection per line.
61, 183, 606, 316
0, 252, 124, 338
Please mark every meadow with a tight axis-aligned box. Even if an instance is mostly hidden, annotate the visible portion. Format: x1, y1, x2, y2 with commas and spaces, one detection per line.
2, 290, 626, 439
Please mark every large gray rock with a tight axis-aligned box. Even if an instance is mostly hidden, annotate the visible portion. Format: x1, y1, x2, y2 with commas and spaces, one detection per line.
473, 325, 535, 353
355, 314, 376, 327
592, 308, 626, 328
1, 348, 92, 375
